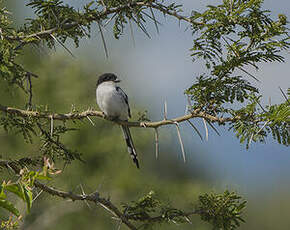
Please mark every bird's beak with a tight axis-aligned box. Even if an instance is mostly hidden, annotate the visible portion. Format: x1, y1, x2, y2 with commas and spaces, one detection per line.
114, 78, 121, 83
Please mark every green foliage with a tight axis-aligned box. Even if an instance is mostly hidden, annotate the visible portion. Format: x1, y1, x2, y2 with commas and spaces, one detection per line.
0, 113, 82, 162
0, 7, 29, 91
1, 178, 32, 217
229, 95, 289, 148
0, 158, 57, 221
185, 75, 258, 113
0, 199, 20, 217
0, 114, 37, 144
190, 0, 289, 74
123, 191, 161, 222
186, 0, 290, 147
265, 102, 290, 145
121, 190, 246, 229
37, 121, 82, 162
198, 190, 246, 230
0, 216, 19, 229
26, 0, 90, 48
0, 0, 289, 229
124, 190, 187, 228
137, 110, 151, 122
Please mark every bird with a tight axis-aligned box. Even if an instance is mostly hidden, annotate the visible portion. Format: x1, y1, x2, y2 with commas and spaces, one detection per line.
96, 73, 140, 168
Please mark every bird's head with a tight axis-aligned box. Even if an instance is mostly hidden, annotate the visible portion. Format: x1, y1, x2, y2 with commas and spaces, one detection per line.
97, 73, 120, 86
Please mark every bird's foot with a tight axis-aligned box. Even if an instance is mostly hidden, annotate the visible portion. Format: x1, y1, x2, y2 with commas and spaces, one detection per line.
101, 112, 107, 119
140, 122, 147, 128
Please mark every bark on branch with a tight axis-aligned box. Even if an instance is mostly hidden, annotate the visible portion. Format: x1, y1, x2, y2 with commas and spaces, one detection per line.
33, 181, 138, 230
0, 104, 241, 128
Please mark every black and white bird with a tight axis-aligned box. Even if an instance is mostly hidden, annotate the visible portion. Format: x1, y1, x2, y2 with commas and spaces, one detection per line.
96, 73, 139, 168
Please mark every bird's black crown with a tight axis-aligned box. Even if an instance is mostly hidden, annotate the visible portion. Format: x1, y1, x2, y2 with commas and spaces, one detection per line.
97, 73, 120, 86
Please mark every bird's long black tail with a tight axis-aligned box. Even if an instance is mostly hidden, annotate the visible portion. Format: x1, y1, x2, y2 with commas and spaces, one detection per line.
121, 125, 139, 168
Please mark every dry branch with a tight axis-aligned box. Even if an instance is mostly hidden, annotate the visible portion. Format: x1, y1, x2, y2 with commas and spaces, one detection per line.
0, 104, 242, 129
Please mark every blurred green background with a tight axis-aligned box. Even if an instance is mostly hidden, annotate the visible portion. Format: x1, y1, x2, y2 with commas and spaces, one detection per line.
1, 0, 290, 229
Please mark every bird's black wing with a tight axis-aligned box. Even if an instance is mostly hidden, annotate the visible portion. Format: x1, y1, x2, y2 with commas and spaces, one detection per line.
116, 86, 131, 118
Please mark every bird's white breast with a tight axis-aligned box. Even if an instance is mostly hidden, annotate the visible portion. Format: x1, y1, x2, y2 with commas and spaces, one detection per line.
96, 82, 129, 121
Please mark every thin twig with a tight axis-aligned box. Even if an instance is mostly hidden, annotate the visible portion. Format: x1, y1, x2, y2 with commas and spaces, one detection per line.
86, 116, 95, 126
279, 86, 290, 105
174, 122, 186, 163
222, 37, 260, 82
131, 16, 151, 39
248, 120, 270, 146
202, 118, 208, 141
103, 12, 118, 27
26, 73, 33, 109
163, 100, 168, 120
50, 115, 54, 137
150, 7, 159, 34
129, 19, 136, 47
257, 101, 266, 113
100, 0, 107, 11
78, 25, 88, 37
252, 120, 270, 146
184, 216, 192, 224
98, 202, 118, 217
50, 34, 75, 58
98, 21, 109, 59
256, 120, 270, 136
186, 120, 203, 141
79, 184, 92, 210
116, 220, 123, 230
248, 133, 254, 147
141, 11, 162, 26
205, 119, 220, 136
154, 128, 159, 159
0, 28, 3, 40
32, 189, 43, 202
238, 67, 260, 82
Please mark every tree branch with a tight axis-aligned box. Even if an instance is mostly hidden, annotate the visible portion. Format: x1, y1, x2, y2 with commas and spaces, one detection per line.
0, 158, 40, 174
0, 104, 242, 129
126, 210, 202, 222
6, 1, 199, 43
0, 159, 137, 230
0, 158, 203, 229
149, 2, 199, 25
33, 181, 138, 230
